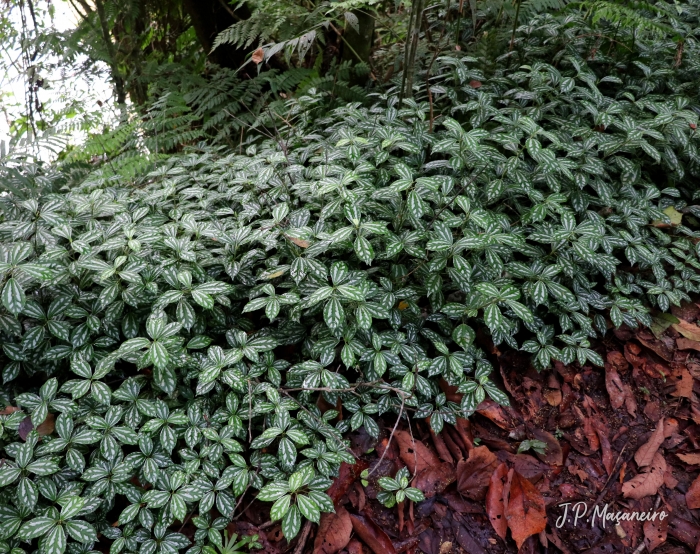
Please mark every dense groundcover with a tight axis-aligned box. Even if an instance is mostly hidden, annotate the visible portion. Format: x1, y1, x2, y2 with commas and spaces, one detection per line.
1, 7, 700, 554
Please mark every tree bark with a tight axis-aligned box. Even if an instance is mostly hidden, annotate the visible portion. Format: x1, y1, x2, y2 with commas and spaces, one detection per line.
182, 0, 251, 69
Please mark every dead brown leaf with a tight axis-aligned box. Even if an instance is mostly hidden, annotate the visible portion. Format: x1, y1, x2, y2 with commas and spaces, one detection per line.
285, 235, 310, 248
543, 389, 562, 407
605, 364, 637, 417
0, 406, 20, 415
412, 462, 455, 498
252, 47, 264, 64
529, 427, 563, 466
643, 512, 668, 552
573, 405, 599, 451
672, 319, 700, 342
634, 417, 665, 468
670, 367, 693, 398
677, 452, 700, 465
476, 399, 514, 430
314, 506, 352, 554
486, 462, 508, 540
349, 513, 396, 554
327, 460, 368, 506
677, 338, 700, 352
395, 430, 440, 474
504, 469, 547, 550
19, 413, 55, 440
592, 419, 614, 476
686, 474, 700, 509
456, 445, 498, 500
622, 452, 666, 499
346, 539, 363, 554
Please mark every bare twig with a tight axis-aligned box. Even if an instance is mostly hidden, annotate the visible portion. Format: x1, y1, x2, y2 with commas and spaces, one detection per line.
367, 394, 406, 477
293, 520, 313, 554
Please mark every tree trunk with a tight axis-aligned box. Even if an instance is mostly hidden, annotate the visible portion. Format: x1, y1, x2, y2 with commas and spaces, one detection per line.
182, 0, 251, 69
341, 10, 375, 84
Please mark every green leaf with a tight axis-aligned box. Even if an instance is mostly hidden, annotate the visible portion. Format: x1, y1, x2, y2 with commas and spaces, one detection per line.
2, 278, 25, 315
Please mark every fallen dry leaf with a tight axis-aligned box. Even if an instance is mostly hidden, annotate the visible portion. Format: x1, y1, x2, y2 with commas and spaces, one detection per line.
529, 427, 563, 466
346, 539, 363, 554
605, 364, 637, 417
672, 319, 700, 342
486, 463, 508, 540
592, 419, 614, 476
634, 417, 665, 468
670, 367, 693, 398
476, 399, 513, 430
456, 445, 498, 500
543, 388, 562, 406
0, 406, 20, 415
686, 474, 700, 509
413, 462, 455, 498
677, 337, 700, 352
19, 413, 55, 440
395, 430, 440, 474
643, 511, 668, 552
677, 452, 700, 465
251, 47, 264, 64
573, 405, 600, 452
314, 506, 352, 554
327, 460, 368, 506
349, 513, 396, 554
622, 452, 666, 500
504, 469, 547, 549
285, 235, 310, 248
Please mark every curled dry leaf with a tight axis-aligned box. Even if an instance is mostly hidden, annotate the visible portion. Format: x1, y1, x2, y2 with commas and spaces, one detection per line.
504, 469, 547, 550
672, 319, 700, 342
634, 418, 665, 468
251, 47, 264, 64
686, 474, 700, 509
529, 427, 563, 466
349, 513, 396, 554
313, 506, 352, 554
592, 419, 614, 476
605, 363, 637, 417
677, 452, 700, 465
456, 445, 498, 500
485, 462, 509, 540
395, 430, 440, 474
622, 452, 666, 500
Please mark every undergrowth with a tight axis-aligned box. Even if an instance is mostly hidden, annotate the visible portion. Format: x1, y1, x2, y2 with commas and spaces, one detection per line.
0, 3, 699, 554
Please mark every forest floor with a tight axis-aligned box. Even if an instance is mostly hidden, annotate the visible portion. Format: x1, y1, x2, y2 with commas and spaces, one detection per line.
226, 303, 700, 554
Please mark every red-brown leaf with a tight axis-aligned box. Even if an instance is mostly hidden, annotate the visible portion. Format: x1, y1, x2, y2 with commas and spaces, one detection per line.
622, 452, 666, 500
456, 445, 498, 500
643, 511, 668, 551
504, 469, 547, 549
327, 460, 368, 506
313, 506, 352, 554
485, 462, 508, 540
395, 430, 440, 474
605, 364, 637, 417
349, 513, 396, 554
19, 413, 54, 440
634, 418, 665, 468
412, 462, 455, 498
686, 474, 700, 509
